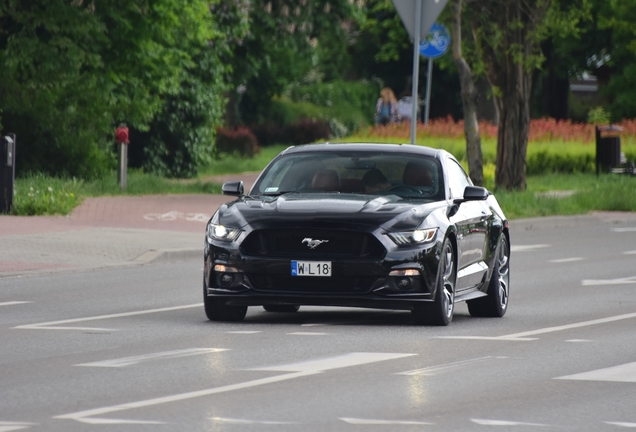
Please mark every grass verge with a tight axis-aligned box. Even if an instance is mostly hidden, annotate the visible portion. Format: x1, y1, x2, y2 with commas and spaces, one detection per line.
12, 171, 221, 216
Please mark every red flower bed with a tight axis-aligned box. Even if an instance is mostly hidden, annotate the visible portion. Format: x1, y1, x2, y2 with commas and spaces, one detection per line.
362, 117, 636, 142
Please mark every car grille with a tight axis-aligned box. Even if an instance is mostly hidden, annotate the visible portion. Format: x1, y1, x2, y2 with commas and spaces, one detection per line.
240, 229, 386, 259
247, 274, 376, 294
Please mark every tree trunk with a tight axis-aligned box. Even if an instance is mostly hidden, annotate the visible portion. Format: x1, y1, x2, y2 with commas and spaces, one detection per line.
495, 66, 532, 190
451, 0, 483, 186
468, 0, 551, 191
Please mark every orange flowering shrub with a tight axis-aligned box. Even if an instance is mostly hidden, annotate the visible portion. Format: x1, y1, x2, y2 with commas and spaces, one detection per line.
361, 117, 636, 143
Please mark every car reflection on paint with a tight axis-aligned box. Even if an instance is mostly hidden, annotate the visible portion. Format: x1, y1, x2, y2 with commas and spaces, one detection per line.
203, 143, 510, 326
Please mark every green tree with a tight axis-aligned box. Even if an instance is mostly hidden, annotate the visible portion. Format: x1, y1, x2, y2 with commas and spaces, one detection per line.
468, 0, 589, 190
0, 0, 218, 178
228, 0, 358, 125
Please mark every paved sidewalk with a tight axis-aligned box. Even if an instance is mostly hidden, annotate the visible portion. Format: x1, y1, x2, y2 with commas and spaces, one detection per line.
0, 172, 261, 278
0, 193, 235, 278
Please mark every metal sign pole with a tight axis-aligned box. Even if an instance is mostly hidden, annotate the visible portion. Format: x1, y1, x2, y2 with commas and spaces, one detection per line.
410, 0, 423, 145
424, 57, 433, 125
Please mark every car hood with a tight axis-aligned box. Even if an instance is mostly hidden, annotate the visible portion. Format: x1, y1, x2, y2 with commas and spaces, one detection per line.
216, 193, 447, 231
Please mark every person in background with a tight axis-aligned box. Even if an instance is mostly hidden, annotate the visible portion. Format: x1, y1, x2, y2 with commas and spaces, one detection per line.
375, 87, 400, 125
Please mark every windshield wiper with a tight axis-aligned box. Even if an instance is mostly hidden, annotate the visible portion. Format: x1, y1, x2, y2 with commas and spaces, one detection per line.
261, 190, 301, 196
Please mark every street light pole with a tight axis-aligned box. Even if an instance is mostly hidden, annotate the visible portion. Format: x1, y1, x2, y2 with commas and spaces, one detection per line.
410, 0, 422, 145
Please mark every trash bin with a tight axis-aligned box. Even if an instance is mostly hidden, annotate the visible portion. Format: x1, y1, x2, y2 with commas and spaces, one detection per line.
596, 125, 622, 175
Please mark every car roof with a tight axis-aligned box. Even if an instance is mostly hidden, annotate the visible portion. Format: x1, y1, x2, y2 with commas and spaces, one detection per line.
280, 143, 444, 158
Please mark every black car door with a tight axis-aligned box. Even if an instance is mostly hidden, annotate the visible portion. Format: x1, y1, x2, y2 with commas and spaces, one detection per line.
446, 159, 490, 291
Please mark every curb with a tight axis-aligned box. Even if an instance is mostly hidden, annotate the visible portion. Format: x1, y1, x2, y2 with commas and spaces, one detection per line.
134, 248, 202, 264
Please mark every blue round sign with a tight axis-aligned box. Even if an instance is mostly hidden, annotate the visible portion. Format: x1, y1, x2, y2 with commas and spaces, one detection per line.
419, 23, 450, 59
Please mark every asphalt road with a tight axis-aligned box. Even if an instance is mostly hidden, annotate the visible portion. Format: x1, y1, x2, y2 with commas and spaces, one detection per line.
1, 216, 636, 431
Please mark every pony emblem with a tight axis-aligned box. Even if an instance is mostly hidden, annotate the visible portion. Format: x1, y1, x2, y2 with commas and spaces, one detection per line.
302, 238, 329, 249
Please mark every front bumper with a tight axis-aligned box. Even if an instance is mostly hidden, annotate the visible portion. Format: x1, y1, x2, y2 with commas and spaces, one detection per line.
204, 236, 443, 310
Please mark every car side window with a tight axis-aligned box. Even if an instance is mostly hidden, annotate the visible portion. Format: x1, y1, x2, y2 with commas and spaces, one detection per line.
447, 160, 471, 198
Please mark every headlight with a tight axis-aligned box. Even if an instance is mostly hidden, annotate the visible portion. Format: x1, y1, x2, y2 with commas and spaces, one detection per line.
387, 228, 437, 246
207, 223, 242, 243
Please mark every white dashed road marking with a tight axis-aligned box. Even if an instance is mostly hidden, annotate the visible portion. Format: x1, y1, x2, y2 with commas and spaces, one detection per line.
510, 244, 550, 252
605, 422, 636, 428
0, 301, 32, 307
438, 311, 636, 341
0, 422, 37, 432
471, 419, 549, 426
556, 361, 636, 383
75, 348, 228, 368
565, 339, 592, 343
612, 228, 636, 232
397, 356, 498, 376
550, 257, 583, 263
624, 251, 636, 255
582, 276, 636, 286
340, 418, 433, 425
287, 332, 329, 336
13, 304, 201, 331
211, 417, 297, 425
226, 331, 262, 334
55, 352, 415, 424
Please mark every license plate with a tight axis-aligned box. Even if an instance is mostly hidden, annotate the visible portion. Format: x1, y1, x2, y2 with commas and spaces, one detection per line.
291, 261, 331, 277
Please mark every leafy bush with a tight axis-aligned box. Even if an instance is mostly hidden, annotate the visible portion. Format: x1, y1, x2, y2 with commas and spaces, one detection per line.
284, 80, 379, 124
270, 99, 369, 135
248, 122, 286, 147
216, 127, 260, 158
284, 119, 331, 144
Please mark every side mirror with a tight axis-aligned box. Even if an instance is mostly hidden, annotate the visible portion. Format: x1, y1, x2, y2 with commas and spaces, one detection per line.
222, 181, 244, 196
454, 186, 489, 204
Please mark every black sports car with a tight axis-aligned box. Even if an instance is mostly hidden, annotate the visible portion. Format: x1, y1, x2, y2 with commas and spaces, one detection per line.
204, 143, 510, 325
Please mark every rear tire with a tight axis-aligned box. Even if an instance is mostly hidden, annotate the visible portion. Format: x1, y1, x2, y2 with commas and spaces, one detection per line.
412, 238, 456, 326
203, 285, 247, 322
263, 305, 300, 313
467, 235, 510, 318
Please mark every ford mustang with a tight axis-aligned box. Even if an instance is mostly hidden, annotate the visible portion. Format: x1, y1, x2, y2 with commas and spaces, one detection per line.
203, 143, 510, 326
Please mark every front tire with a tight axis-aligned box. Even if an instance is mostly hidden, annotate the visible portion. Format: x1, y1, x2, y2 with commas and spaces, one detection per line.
203, 285, 247, 322
412, 238, 456, 326
467, 235, 510, 318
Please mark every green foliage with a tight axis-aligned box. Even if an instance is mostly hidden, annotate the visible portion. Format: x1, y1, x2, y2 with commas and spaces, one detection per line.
587, 107, 611, 124
271, 99, 370, 135
12, 171, 222, 216
228, 1, 359, 124
0, 0, 224, 179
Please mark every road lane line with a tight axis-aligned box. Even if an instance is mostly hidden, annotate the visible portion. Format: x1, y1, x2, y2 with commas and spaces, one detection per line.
13, 304, 201, 331
438, 312, 636, 342
340, 418, 433, 425
75, 348, 228, 368
624, 251, 636, 255
510, 244, 550, 252
499, 312, 636, 340
612, 228, 636, 232
605, 422, 636, 428
397, 357, 494, 376
55, 352, 415, 424
549, 257, 583, 263
0, 422, 37, 432
249, 352, 415, 372
287, 332, 329, 336
226, 331, 262, 334
0, 301, 32, 307
74, 418, 165, 425
211, 417, 297, 425
556, 361, 636, 383
582, 276, 636, 286
471, 419, 549, 426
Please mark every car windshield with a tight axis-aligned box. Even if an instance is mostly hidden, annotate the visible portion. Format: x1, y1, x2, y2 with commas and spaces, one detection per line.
252, 151, 444, 200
